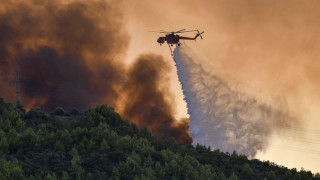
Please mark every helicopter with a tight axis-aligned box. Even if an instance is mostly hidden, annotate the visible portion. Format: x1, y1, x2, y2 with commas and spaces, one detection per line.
150, 29, 204, 56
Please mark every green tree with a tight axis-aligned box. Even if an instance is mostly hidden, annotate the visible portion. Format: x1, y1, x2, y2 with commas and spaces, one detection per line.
283, 170, 293, 180
54, 140, 65, 152
45, 173, 58, 180
220, 172, 227, 180
0, 130, 8, 153
15, 118, 26, 133
155, 161, 165, 178
228, 172, 238, 180
69, 148, 85, 180
267, 170, 277, 180
117, 152, 142, 179
241, 163, 254, 176
293, 172, 302, 180
0, 160, 24, 180
15, 101, 25, 115
61, 171, 70, 180
21, 127, 39, 150
181, 155, 200, 179
198, 165, 217, 180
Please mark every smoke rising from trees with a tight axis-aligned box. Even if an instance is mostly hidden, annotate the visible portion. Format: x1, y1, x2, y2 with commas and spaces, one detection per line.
0, 0, 191, 143
122, 54, 192, 143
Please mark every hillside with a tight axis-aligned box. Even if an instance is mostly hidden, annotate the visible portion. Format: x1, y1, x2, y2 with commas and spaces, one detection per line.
0, 98, 319, 180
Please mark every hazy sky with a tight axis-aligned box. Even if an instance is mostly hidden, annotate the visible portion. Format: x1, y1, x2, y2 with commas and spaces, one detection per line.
123, 0, 320, 172
0, 0, 319, 173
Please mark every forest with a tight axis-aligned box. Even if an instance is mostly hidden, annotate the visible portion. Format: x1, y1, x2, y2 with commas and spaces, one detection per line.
0, 98, 319, 180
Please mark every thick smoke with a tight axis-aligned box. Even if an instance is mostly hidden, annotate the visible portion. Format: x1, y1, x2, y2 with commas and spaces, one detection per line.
122, 54, 192, 143
0, 0, 128, 111
0, 0, 192, 143
174, 46, 292, 156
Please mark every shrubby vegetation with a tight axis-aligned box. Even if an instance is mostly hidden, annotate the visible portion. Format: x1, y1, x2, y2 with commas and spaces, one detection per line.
0, 98, 319, 180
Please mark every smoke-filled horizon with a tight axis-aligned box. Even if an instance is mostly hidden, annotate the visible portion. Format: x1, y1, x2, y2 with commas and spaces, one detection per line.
0, 0, 191, 143
123, 0, 320, 171
1, 0, 320, 171
174, 46, 295, 157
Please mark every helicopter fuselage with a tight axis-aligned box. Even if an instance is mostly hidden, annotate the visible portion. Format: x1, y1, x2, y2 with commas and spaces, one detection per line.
157, 34, 180, 45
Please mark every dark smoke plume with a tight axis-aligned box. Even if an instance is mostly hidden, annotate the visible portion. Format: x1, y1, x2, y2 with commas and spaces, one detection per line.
0, 0, 128, 111
122, 54, 192, 143
0, 0, 192, 143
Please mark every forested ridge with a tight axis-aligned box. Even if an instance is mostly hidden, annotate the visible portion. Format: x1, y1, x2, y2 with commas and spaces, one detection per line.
0, 98, 319, 180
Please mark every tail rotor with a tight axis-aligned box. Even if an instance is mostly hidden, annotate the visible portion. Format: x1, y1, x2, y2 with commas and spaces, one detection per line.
197, 30, 204, 39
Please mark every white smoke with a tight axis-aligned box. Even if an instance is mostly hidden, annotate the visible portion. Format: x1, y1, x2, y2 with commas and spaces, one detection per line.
173, 46, 291, 157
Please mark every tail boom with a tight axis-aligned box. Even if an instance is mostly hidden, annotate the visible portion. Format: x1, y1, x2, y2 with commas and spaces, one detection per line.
179, 30, 204, 40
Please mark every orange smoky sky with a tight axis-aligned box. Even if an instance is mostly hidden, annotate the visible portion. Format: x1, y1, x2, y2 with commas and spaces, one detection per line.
124, 0, 320, 172
0, 0, 320, 172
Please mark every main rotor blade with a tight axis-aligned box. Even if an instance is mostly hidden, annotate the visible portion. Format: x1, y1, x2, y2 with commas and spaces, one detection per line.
175, 30, 199, 33
149, 29, 200, 34
175, 28, 186, 33
148, 31, 170, 33
159, 30, 171, 33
